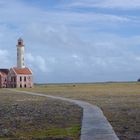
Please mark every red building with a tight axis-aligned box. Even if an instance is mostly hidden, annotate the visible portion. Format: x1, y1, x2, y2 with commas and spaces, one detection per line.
7, 67, 33, 88
0, 69, 9, 88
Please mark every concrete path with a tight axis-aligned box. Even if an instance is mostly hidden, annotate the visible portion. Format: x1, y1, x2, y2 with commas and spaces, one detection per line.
11, 90, 119, 140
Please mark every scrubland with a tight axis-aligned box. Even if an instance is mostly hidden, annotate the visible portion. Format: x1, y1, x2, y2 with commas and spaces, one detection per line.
0, 89, 82, 140
22, 82, 140, 140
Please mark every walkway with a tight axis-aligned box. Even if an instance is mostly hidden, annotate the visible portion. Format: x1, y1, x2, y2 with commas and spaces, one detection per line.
11, 90, 119, 140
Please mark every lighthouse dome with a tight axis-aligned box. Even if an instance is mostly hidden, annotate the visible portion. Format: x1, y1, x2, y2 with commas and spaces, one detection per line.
17, 38, 24, 46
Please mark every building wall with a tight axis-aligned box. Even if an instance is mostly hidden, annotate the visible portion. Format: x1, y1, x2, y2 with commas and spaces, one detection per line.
16, 75, 33, 88
0, 75, 1, 88
7, 69, 16, 88
0, 74, 8, 88
7, 69, 33, 88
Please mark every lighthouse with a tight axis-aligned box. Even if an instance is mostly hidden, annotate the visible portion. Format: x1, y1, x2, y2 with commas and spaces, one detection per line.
17, 38, 25, 69
0, 38, 33, 88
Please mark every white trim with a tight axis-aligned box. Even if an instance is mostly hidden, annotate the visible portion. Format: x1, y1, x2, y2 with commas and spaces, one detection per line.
11, 68, 17, 76
28, 68, 33, 75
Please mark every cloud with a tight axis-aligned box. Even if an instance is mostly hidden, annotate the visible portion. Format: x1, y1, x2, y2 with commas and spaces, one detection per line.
0, 49, 13, 68
26, 53, 47, 73
0, 49, 8, 60
0, 0, 140, 83
36, 56, 47, 72
0, 0, 132, 28
64, 0, 140, 9
96, 0, 140, 9
21, 18, 140, 82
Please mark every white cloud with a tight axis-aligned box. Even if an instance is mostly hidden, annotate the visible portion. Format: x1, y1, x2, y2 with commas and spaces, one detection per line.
26, 53, 34, 62
0, 49, 8, 56
0, 0, 132, 29
65, 0, 140, 9
36, 56, 47, 72
96, 0, 140, 9
0, 0, 140, 82
0, 49, 12, 67
26, 53, 47, 73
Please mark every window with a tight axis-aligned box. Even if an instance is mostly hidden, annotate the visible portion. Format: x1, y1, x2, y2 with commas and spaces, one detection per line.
14, 77, 16, 82
20, 84, 22, 88
24, 84, 26, 88
28, 76, 31, 81
20, 76, 22, 81
24, 77, 26, 81
11, 77, 13, 82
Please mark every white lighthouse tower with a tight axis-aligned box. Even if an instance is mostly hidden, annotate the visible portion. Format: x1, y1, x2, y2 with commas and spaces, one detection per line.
17, 38, 25, 69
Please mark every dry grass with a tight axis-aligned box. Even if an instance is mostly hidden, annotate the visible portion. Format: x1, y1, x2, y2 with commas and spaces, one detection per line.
21, 82, 140, 140
0, 89, 82, 140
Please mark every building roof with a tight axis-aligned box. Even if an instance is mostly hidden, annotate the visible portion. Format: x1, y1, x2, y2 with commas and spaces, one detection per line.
13, 67, 32, 75
0, 69, 9, 76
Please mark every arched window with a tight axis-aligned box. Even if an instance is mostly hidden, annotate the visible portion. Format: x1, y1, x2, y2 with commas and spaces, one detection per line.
24, 77, 26, 81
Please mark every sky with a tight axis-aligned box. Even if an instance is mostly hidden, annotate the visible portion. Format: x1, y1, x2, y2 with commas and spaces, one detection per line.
1, 0, 140, 83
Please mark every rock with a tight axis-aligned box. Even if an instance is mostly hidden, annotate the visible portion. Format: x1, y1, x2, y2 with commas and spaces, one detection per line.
1, 128, 13, 137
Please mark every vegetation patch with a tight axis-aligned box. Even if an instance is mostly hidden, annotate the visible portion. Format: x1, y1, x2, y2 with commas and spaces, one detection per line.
0, 89, 82, 140
14, 125, 80, 139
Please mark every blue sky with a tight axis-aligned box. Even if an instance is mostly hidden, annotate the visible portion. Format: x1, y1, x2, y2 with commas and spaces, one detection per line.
1, 0, 140, 83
